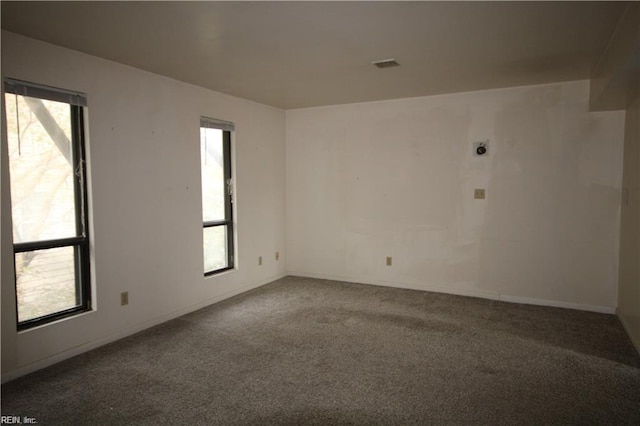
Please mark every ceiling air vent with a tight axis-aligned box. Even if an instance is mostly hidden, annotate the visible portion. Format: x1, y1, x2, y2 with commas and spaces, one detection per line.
372, 59, 399, 69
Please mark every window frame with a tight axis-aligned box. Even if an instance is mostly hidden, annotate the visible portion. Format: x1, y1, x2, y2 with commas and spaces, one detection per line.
200, 118, 235, 276
4, 78, 92, 330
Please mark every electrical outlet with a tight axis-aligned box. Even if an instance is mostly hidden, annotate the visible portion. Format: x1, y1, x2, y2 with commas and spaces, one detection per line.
258, 256, 262, 266
121, 291, 129, 306
474, 188, 486, 199
386, 256, 392, 266
275, 251, 280, 261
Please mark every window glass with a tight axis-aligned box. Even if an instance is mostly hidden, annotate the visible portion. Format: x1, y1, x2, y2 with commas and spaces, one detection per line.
200, 128, 226, 222
15, 246, 77, 322
6, 96, 77, 243
203, 226, 229, 272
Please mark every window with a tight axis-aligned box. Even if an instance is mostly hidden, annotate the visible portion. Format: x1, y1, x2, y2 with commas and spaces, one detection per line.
200, 117, 234, 275
4, 79, 91, 330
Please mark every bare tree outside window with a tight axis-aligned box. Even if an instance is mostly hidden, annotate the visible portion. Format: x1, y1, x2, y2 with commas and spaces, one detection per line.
4, 80, 91, 328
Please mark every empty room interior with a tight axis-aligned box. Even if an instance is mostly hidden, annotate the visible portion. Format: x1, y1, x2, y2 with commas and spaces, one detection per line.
1, 1, 640, 424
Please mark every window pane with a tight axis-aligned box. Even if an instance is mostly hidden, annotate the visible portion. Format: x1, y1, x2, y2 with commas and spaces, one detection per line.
5, 94, 77, 243
204, 226, 228, 273
200, 127, 226, 222
15, 246, 79, 322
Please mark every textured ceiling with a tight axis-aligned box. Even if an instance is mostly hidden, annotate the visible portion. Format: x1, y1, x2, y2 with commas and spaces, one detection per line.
1, 1, 629, 109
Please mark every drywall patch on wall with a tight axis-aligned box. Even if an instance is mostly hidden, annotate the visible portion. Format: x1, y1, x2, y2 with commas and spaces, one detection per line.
287, 80, 625, 310
484, 82, 623, 305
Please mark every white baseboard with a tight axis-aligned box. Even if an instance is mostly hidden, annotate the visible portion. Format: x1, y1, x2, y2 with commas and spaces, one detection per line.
500, 294, 615, 314
617, 309, 640, 356
1, 272, 286, 383
288, 271, 616, 314
288, 270, 502, 301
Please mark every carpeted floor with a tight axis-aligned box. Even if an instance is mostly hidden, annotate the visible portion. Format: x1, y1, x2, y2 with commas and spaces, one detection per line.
2, 276, 640, 425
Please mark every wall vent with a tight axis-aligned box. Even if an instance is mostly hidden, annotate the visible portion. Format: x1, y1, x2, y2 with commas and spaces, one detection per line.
372, 59, 399, 68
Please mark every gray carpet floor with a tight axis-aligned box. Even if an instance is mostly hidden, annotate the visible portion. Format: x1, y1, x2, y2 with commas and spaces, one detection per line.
2, 276, 640, 425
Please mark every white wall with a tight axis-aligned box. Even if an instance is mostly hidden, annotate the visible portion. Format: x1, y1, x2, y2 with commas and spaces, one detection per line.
286, 80, 625, 312
1, 31, 287, 381
618, 98, 640, 353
